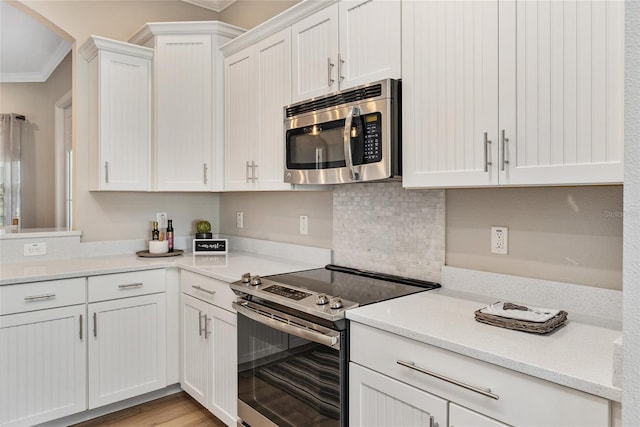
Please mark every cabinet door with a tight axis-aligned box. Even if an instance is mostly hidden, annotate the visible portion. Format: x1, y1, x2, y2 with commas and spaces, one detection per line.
402, 0, 499, 189
449, 403, 510, 427
210, 304, 237, 426
350, 362, 448, 427
0, 305, 86, 426
155, 35, 213, 191
224, 47, 256, 191
88, 293, 166, 409
291, 4, 340, 102
338, 0, 401, 89
499, 0, 624, 185
181, 294, 212, 410
254, 28, 294, 191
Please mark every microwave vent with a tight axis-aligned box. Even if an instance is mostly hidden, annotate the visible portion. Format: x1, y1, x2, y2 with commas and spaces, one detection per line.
285, 83, 383, 118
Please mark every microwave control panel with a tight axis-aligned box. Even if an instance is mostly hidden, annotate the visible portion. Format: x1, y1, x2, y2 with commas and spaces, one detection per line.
362, 113, 382, 163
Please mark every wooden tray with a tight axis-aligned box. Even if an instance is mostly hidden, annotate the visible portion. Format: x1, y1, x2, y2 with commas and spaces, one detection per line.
136, 249, 184, 258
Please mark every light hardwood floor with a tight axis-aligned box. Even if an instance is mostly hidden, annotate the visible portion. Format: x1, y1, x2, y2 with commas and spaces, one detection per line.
72, 392, 227, 427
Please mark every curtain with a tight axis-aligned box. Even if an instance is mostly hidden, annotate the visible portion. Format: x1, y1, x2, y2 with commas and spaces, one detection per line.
0, 113, 23, 227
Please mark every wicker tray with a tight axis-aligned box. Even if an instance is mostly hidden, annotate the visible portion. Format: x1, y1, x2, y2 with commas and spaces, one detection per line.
474, 308, 568, 334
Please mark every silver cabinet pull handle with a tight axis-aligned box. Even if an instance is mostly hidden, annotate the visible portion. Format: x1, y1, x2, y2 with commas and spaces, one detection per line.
118, 282, 143, 289
246, 161, 251, 183
24, 293, 56, 301
327, 57, 335, 87
192, 285, 216, 296
79, 314, 83, 340
430, 415, 439, 427
501, 129, 509, 171
338, 52, 345, 83
203, 163, 208, 184
105, 161, 109, 183
251, 161, 258, 182
93, 312, 97, 338
203, 314, 210, 339
397, 360, 499, 400
198, 311, 204, 337
484, 132, 492, 172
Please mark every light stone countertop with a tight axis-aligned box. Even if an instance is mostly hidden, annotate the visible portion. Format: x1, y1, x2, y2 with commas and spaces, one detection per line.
346, 288, 622, 402
0, 251, 325, 286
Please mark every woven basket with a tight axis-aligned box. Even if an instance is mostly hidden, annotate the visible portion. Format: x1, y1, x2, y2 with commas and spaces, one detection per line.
474, 309, 568, 334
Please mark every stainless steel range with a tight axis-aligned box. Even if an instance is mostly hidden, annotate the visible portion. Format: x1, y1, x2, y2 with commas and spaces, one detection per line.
231, 264, 440, 427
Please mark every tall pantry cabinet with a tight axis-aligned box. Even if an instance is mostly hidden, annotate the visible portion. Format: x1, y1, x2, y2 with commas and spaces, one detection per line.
402, 0, 624, 188
129, 22, 245, 191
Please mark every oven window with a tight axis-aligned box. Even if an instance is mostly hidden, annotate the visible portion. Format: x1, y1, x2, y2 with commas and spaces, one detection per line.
237, 314, 342, 427
286, 119, 347, 170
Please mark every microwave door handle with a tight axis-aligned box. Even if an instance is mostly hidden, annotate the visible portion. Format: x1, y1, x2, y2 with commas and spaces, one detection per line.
343, 106, 361, 181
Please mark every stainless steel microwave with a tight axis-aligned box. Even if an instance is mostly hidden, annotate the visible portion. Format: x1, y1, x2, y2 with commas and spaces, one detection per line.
284, 79, 401, 185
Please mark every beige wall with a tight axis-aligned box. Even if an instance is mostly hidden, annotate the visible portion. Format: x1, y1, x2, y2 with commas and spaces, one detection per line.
0, 52, 72, 228
17, 0, 221, 241
219, 191, 333, 248
446, 186, 623, 289
220, 0, 300, 29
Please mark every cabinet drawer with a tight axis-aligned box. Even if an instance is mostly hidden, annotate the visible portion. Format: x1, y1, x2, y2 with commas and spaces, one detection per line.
88, 269, 165, 302
180, 270, 235, 311
350, 322, 609, 427
0, 278, 86, 315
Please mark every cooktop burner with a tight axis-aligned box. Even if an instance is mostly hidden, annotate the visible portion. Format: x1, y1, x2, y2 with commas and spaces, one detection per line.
231, 264, 440, 322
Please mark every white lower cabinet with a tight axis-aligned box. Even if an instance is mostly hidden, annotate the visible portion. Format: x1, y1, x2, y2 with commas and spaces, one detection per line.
87, 270, 167, 409
0, 278, 87, 427
88, 293, 167, 409
350, 362, 447, 427
180, 270, 237, 426
449, 403, 509, 427
350, 322, 611, 427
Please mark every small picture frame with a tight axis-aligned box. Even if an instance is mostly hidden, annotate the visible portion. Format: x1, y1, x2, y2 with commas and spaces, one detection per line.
193, 238, 228, 255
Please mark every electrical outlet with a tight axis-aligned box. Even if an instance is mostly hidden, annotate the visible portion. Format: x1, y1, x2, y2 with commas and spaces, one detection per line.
156, 212, 168, 229
299, 215, 308, 235
236, 212, 244, 229
24, 242, 47, 256
491, 226, 508, 255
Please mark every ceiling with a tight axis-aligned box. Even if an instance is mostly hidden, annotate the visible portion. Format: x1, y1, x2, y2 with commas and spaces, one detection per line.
0, 0, 236, 84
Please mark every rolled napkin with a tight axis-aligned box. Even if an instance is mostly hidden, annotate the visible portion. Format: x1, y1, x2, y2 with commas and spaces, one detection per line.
480, 301, 560, 323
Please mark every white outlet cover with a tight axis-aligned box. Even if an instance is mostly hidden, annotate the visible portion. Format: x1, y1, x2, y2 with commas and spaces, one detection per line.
491, 226, 508, 255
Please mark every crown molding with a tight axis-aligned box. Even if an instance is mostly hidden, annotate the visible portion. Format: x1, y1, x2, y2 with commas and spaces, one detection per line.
181, 0, 237, 12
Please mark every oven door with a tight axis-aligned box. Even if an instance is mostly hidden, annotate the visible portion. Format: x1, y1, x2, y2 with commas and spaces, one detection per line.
233, 300, 346, 427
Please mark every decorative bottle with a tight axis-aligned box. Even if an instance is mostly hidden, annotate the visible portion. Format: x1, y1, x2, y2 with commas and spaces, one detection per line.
152, 221, 160, 240
167, 219, 174, 252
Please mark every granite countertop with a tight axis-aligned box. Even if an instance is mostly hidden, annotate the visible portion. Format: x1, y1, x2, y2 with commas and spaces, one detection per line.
346, 288, 622, 402
0, 251, 325, 286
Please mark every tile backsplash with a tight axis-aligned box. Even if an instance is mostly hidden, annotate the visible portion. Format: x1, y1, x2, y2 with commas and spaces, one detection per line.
333, 181, 445, 282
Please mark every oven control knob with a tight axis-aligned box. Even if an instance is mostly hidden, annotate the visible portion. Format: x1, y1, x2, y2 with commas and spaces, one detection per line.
316, 294, 329, 305
329, 297, 343, 309
250, 275, 262, 286
241, 273, 251, 284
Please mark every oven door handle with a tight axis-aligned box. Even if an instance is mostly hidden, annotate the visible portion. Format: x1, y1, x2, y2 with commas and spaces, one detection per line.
233, 301, 341, 349
343, 106, 362, 181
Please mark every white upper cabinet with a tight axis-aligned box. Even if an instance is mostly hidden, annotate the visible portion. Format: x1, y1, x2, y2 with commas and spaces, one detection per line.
499, 0, 624, 186
338, 0, 401, 89
403, 0, 624, 189
224, 29, 293, 191
292, 0, 401, 103
129, 22, 244, 192
80, 36, 153, 191
402, 0, 499, 188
